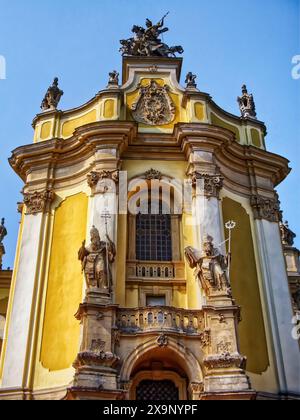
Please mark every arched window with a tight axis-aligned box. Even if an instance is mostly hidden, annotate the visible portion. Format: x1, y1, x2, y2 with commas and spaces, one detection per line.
136, 208, 172, 262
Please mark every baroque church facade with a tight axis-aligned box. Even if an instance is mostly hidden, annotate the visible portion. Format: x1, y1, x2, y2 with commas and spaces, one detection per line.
0, 18, 299, 400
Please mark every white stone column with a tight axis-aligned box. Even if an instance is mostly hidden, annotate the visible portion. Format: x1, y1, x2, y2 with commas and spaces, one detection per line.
1, 190, 53, 389
255, 218, 300, 394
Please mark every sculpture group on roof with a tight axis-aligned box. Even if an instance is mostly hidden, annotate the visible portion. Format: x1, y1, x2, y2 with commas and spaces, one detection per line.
119, 13, 184, 58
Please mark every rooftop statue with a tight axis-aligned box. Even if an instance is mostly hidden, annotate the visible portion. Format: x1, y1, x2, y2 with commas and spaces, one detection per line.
41, 77, 64, 111
120, 13, 184, 58
0, 218, 7, 270
0, 218, 7, 245
237, 84, 257, 119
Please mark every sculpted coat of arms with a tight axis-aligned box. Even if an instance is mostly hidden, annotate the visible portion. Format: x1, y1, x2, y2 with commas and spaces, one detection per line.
131, 80, 176, 126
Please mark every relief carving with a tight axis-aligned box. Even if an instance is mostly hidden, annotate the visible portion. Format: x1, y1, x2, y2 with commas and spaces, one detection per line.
157, 334, 168, 347
144, 168, 162, 180
23, 189, 54, 214
190, 172, 223, 199
250, 194, 282, 223
87, 170, 119, 194
131, 80, 176, 126
204, 353, 246, 371
199, 329, 211, 348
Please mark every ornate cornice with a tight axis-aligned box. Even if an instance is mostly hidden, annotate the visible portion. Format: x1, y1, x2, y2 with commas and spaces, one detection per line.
250, 194, 282, 223
23, 189, 55, 214
190, 172, 224, 199
9, 123, 290, 202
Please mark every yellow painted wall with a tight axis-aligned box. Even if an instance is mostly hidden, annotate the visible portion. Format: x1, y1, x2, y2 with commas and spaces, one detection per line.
211, 113, 241, 142
61, 109, 97, 138
194, 102, 205, 121
40, 193, 88, 371
251, 128, 262, 148
40, 122, 52, 140
222, 197, 269, 374
104, 99, 115, 119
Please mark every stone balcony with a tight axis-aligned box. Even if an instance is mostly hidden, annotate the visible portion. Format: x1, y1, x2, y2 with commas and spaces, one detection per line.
126, 260, 186, 286
116, 306, 205, 336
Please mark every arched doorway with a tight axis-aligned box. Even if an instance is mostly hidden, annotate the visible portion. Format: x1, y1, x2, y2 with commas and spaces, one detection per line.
133, 370, 186, 400
120, 337, 204, 401
128, 346, 190, 400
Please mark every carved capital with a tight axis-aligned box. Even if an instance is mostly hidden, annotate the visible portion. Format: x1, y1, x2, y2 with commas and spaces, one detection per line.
23, 189, 55, 214
87, 170, 119, 194
250, 194, 282, 223
190, 172, 223, 199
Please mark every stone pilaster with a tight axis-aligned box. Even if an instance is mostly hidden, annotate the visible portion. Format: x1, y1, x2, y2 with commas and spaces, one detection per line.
0, 190, 52, 388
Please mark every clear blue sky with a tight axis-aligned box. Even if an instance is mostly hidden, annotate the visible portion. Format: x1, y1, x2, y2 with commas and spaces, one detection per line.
0, 0, 299, 268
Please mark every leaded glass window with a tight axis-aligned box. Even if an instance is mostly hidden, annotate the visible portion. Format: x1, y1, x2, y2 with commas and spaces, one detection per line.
136, 208, 172, 262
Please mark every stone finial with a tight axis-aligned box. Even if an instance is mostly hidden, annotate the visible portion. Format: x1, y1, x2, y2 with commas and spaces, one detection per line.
0, 218, 7, 270
237, 84, 257, 119
185, 72, 197, 89
41, 77, 64, 111
108, 70, 119, 87
280, 220, 296, 247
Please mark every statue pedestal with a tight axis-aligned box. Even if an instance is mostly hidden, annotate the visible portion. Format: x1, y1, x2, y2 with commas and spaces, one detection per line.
69, 290, 122, 400
85, 288, 111, 305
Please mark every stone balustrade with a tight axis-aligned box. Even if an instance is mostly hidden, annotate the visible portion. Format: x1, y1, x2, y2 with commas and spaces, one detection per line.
116, 306, 205, 335
127, 261, 185, 280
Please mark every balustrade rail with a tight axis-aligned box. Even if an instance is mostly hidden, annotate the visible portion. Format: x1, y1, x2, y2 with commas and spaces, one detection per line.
117, 306, 205, 335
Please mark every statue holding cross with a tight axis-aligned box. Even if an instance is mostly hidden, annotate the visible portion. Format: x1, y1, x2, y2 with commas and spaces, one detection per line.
78, 225, 116, 292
